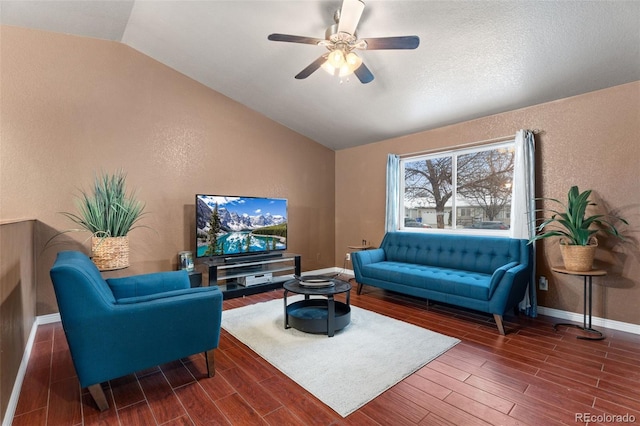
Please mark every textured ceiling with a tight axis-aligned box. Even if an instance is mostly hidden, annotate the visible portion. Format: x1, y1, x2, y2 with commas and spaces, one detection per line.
2, 1, 639, 150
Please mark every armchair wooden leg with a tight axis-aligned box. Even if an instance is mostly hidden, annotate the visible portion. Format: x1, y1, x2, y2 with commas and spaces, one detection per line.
88, 383, 109, 411
205, 349, 216, 378
493, 314, 506, 335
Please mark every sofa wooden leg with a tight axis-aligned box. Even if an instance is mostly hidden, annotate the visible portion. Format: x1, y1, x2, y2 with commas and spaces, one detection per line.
205, 349, 216, 377
88, 383, 109, 411
357, 282, 363, 295
493, 314, 506, 335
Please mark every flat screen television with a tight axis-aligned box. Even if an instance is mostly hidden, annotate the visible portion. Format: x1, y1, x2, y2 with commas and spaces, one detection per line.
196, 194, 287, 261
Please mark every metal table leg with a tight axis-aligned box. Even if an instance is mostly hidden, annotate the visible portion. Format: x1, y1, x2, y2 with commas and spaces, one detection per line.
553, 275, 604, 340
284, 289, 290, 330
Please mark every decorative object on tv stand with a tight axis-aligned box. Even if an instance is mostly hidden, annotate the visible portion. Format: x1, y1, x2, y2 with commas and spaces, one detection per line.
530, 186, 628, 272
57, 170, 149, 271
178, 251, 195, 271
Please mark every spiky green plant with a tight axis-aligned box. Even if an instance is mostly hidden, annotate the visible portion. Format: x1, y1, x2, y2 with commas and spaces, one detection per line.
530, 186, 627, 246
61, 170, 147, 237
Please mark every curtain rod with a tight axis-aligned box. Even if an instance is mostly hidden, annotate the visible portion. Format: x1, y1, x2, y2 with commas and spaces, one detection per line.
399, 129, 542, 159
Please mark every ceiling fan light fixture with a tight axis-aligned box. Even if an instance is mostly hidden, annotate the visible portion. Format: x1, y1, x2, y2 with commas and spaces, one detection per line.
321, 61, 338, 76
327, 49, 345, 68
322, 49, 362, 77
322, 49, 346, 76
339, 52, 362, 77
346, 52, 362, 68
338, 64, 352, 78
322, 49, 361, 77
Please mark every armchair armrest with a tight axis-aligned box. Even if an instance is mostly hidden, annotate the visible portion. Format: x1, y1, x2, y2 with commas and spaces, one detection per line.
107, 270, 190, 300
116, 286, 216, 304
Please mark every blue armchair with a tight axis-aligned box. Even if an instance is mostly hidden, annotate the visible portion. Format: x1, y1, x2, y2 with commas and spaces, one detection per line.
49, 250, 223, 411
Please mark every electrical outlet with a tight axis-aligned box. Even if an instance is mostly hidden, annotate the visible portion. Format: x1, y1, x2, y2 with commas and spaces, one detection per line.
345, 253, 351, 261
538, 276, 548, 291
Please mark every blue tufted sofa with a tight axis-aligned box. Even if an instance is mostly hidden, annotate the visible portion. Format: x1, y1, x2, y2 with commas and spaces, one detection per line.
352, 232, 532, 334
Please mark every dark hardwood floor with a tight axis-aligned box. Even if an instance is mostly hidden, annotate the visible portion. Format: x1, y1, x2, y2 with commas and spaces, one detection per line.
11, 279, 640, 425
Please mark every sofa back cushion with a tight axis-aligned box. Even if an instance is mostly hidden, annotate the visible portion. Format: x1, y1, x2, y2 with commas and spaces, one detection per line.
380, 232, 526, 275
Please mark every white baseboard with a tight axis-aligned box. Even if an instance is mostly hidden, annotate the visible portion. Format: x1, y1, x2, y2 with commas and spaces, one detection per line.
38, 312, 62, 324
3, 319, 39, 426
536, 306, 640, 335
309, 266, 354, 277
3, 314, 62, 426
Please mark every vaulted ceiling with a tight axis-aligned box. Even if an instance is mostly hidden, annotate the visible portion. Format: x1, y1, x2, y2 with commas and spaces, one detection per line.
2, 1, 639, 150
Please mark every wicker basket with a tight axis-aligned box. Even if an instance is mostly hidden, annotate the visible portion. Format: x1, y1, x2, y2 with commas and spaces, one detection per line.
91, 235, 130, 271
559, 238, 597, 272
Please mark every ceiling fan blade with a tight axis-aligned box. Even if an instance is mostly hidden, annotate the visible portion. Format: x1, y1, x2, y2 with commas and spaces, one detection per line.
295, 54, 329, 79
268, 33, 325, 45
361, 36, 420, 50
337, 0, 365, 35
354, 62, 374, 84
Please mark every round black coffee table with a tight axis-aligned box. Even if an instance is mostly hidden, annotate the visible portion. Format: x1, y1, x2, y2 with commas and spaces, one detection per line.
283, 277, 351, 337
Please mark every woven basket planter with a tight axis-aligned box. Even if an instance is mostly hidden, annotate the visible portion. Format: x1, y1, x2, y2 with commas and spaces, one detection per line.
91, 236, 130, 271
559, 238, 597, 272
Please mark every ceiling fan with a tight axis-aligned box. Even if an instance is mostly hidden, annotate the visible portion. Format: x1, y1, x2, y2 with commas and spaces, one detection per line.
268, 0, 419, 84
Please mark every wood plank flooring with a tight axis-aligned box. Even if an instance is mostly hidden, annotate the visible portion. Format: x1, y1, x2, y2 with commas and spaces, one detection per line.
11, 280, 640, 425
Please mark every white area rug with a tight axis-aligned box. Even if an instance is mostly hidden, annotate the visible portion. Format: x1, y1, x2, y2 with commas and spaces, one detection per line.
221, 297, 460, 417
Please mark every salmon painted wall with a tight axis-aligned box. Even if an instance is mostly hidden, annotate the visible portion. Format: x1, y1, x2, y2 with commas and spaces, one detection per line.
1, 26, 336, 315
2, 25, 638, 326
335, 82, 640, 326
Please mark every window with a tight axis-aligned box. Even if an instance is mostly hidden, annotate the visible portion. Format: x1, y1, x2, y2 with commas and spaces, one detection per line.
400, 141, 515, 233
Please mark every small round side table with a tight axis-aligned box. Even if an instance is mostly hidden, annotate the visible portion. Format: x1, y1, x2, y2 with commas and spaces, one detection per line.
551, 267, 607, 340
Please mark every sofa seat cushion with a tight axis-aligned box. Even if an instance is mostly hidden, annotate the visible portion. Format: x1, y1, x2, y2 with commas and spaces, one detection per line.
360, 261, 492, 300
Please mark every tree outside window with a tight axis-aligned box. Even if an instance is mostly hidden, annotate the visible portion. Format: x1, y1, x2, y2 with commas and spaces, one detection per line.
401, 142, 514, 231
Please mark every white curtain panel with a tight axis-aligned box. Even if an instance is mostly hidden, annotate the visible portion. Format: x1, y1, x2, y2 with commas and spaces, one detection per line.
511, 129, 537, 316
385, 154, 400, 233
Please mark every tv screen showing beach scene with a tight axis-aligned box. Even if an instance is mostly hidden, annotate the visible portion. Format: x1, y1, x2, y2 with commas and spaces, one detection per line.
196, 195, 287, 259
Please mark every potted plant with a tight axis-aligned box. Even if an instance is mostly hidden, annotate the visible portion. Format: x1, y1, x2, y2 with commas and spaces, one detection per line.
530, 186, 627, 271
59, 170, 148, 270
